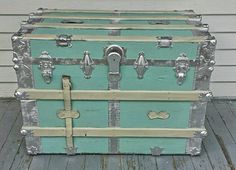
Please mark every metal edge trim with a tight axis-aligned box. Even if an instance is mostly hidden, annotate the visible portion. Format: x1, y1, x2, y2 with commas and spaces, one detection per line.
186, 35, 216, 155
12, 29, 41, 155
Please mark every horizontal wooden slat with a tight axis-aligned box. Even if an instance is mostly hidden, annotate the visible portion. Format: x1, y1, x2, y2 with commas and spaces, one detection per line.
0, 0, 236, 14
0, 33, 235, 50
17, 89, 206, 101
0, 15, 236, 32
22, 126, 205, 138
0, 82, 235, 97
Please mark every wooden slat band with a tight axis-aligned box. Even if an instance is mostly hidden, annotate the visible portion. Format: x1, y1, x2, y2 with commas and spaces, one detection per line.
30, 15, 193, 20
17, 89, 209, 101
23, 23, 203, 30
22, 34, 208, 43
22, 126, 206, 138
39, 9, 195, 15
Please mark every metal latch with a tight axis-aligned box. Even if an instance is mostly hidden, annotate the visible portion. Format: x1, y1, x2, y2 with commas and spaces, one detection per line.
56, 34, 72, 47
80, 51, 95, 79
173, 53, 190, 85
105, 45, 124, 82
157, 36, 173, 48
38, 51, 55, 84
134, 52, 149, 79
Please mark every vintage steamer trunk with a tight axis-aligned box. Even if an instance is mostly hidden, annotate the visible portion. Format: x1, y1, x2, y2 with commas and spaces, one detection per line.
12, 9, 216, 155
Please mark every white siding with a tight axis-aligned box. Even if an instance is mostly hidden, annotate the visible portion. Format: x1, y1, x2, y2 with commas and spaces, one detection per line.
0, 0, 236, 97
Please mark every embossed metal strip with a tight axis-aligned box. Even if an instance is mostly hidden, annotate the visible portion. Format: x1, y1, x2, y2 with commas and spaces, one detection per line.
21, 126, 206, 138
20, 100, 41, 155
12, 31, 34, 88
26, 58, 200, 67
15, 89, 211, 101
12, 30, 41, 155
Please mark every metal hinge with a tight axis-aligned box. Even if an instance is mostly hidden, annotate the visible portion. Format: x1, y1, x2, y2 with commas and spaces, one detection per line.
80, 51, 95, 79
173, 53, 190, 85
134, 52, 149, 79
156, 36, 173, 48
38, 51, 55, 84
56, 34, 72, 47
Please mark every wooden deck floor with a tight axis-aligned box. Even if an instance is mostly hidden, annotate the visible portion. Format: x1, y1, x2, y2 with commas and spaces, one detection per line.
0, 99, 235, 170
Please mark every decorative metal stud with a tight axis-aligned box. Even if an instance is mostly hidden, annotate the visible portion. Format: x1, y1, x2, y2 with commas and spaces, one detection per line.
38, 51, 55, 84
134, 52, 149, 79
173, 53, 190, 85
80, 51, 95, 79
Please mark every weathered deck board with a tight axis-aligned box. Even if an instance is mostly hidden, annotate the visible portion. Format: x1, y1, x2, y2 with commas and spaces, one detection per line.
28, 155, 51, 170
207, 102, 236, 169
156, 156, 175, 170
0, 113, 22, 170
213, 100, 236, 142
203, 121, 230, 170
138, 155, 157, 170
190, 147, 213, 170
0, 99, 236, 170
0, 100, 19, 150
173, 156, 195, 170
66, 155, 85, 170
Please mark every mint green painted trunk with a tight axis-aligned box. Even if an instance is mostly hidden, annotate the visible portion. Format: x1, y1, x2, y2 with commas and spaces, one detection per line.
28, 14, 198, 154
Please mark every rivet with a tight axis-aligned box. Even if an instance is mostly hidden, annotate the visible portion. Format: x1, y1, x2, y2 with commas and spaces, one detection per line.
208, 67, 214, 72
13, 64, 20, 71
12, 57, 19, 63
20, 129, 28, 136
200, 130, 208, 137
209, 60, 215, 65
14, 91, 22, 98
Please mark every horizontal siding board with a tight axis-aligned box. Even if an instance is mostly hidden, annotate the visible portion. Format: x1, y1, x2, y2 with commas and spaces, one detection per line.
0, 33, 236, 50
0, 16, 26, 32
210, 83, 236, 97
0, 82, 234, 97
202, 16, 236, 32
215, 50, 236, 65
0, 51, 13, 65
1, 15, 236, 32
0, 83, 16, 97
0, 0, 236, 14
211, 66, 236, 81
0, 67, 16, 82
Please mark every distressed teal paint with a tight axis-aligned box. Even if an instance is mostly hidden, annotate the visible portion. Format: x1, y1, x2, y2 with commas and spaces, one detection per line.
29, 13, 200, 154
30, 40, 198, 60
120, 138, 186, 154
121, 66, 194, 90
